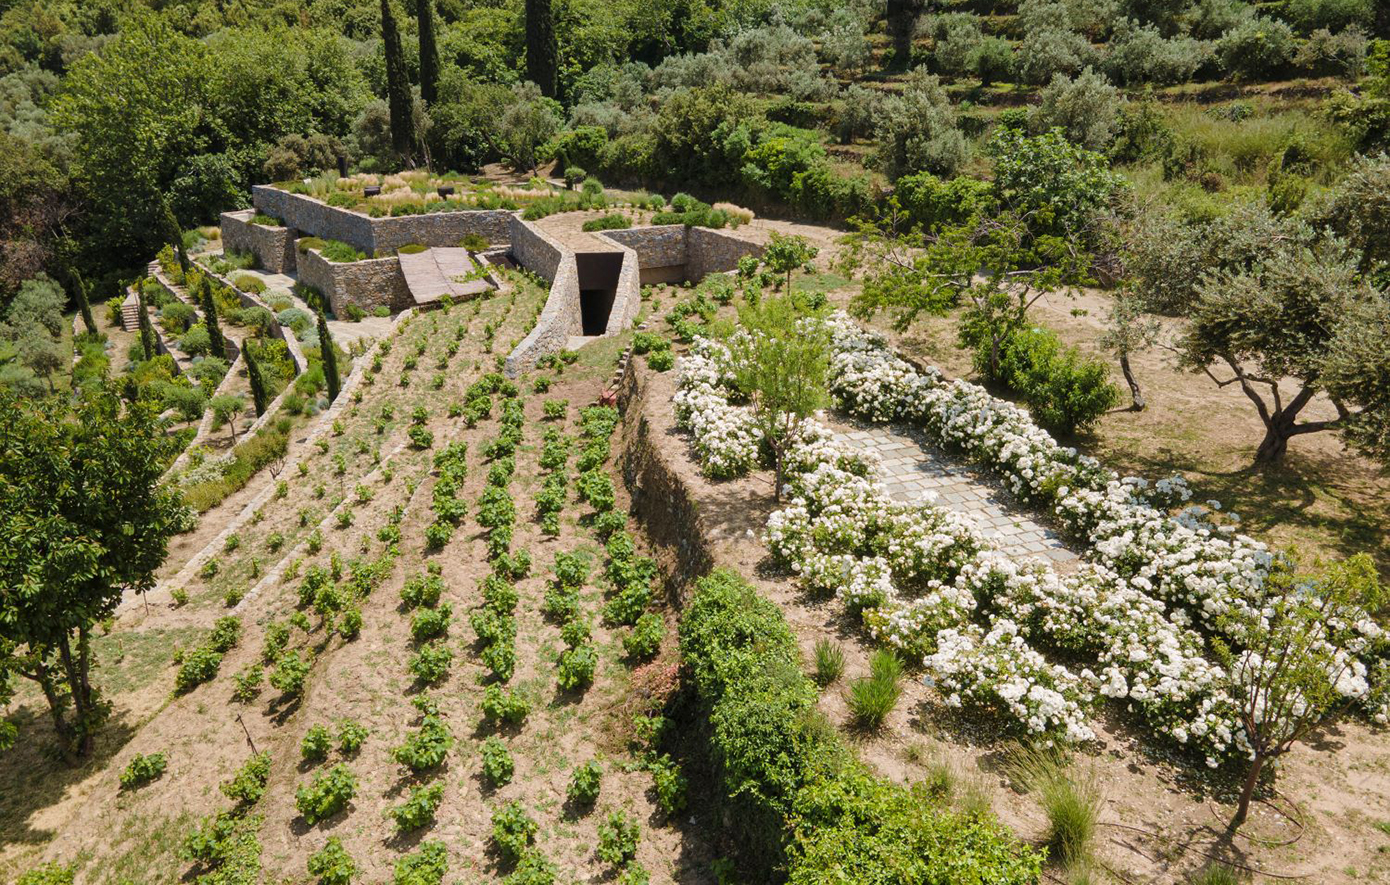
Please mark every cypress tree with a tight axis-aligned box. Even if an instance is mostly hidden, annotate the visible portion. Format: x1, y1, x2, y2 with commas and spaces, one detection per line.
381, 0, 415, 161
318, 312, 341, 403
71, 269, 97, 336
418, 0, 440, 106
160, 198, 189, 275
525, 0, 558, 98
200, 280, 228, 360
136, 290, 155, 361
244, 342, 268, 417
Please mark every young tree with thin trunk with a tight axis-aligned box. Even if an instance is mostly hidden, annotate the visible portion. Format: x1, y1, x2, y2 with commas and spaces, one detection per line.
381, 0, 415, 162
244, 343, 267, 417
525, 0, 558, 98
761, 232, 819, 293
1216, 554, 1382, 829
0, 386, 182, 759
318, 311, 340, 403
211, 393, 246, 443
1099, 291, 1161, 411
417, 0, 440, 106
728, 294, 831, 502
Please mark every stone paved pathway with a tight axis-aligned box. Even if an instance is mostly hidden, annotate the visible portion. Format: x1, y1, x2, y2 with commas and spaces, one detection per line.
828, 417, 1080, 570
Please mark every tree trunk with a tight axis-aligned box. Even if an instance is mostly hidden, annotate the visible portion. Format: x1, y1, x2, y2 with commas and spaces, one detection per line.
1231, 754, 1264, 828
1254, 422, 1290, 465
1120, 352, 1144, 411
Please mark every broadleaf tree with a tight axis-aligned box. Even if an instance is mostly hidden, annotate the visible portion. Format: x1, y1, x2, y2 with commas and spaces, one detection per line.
728, 293, 831, 502
0, 386, 182, 758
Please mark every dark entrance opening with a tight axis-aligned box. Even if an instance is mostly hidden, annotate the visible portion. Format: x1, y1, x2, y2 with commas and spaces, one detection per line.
576, 252, 623, 336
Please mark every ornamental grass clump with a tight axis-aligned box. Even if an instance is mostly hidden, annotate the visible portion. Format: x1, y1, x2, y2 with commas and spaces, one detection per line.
1006, 746, 1102, 869
846, 649, 903, 731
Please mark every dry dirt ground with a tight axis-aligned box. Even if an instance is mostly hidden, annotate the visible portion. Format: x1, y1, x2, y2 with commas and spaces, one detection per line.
625, 330, 1390, 885
0, 276, 709, 884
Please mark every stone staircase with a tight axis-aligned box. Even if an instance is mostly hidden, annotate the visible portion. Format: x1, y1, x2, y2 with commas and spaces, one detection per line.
397, 247, 495, 307
120, 292, 141, 331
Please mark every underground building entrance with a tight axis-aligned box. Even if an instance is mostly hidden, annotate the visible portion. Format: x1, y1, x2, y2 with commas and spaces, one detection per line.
576, 252, 623, 336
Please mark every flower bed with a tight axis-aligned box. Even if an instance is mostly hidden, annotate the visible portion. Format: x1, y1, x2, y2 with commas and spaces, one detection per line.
672, 318, 1388, 764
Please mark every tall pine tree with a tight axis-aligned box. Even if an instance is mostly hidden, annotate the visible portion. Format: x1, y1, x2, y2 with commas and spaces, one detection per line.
525, 0, 558, 98
418, 0, 440, 106
200, 278, 228, 360
318, 312, 341, 403
244, 342, 268, 417
382, 0, 416, 162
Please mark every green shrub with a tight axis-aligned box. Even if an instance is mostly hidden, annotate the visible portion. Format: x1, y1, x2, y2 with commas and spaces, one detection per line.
567, 760, 602, 807
17, 864, 74, 885
581, 212, 632, 232
295, 763, 356, 824
680, 569, 1042, 883
307, 837, 358, 885
337, 719, 369, 754
975, 326, 1120, 435
409, 640, 454, 685
597, 810, 640, 866
175, 645, 224, 694
647, 753, 688, 816
270, 649, 311, 698
119, 752, 167, 790
393, 840, 448, 885
556, 645, 597, 691
409, 426, 434, 449
491, 801, 537, 862
401, 570, 445, 609
411, 603, 454, 641
393, 715, 453, 773
504, 852, 557, 885
390, 781, 445, 832
220, 751, 272, 805
623, 612, 665, 661
481, 684, 530, 726
302, 725, 332, 763
646, 349, 674, 371
481, 736, 515, 786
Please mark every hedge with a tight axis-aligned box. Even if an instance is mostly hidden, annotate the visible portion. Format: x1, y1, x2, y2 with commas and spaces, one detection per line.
679, 569, 1043, 884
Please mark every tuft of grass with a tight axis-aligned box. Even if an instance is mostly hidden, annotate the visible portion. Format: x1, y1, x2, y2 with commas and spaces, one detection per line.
1006, 746, 1103, 868
1187, 863, 1245, 885
846, 648, 903, 730
812, 638, 845, 687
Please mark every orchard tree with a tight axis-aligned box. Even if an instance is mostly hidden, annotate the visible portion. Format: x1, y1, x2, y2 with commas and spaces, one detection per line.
728, 294, 831, 502
761, 233, 819, 293
1216, 554, 1383, 828
0, 386, 182, 759
211, 393, 246, 443
1178, 238, 1390, 465
1098, 291, 1161, 410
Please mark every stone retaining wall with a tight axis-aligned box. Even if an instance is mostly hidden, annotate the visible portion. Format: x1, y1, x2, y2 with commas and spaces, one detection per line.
251, 186, 513, 255
220, 209, 296, 274
594, 224, 763, 284
296, 246, 412, 318
505, 218, 580, 376
687, 226, 764, 280
595, 236, 645, 336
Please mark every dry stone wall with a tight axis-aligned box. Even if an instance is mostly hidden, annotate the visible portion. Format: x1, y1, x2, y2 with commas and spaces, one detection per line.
220, 210, 297, 274
596, 224, 763, 284
251, 186, 513, 254
297, 247, 412, 318
687, 226, 764, 280
505, 217, 580, 375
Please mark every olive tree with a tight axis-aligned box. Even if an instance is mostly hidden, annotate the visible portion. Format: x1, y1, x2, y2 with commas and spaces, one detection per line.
873, 69, 967, 180
1179, 238, 1390, 465
1098, 291, 1161, 410
729, 294, 831, 502
0, 386, 182, 758
761, 233, 819, 293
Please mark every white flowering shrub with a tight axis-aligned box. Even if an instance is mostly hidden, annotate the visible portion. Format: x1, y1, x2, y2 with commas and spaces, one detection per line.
673, 318, 1390, 756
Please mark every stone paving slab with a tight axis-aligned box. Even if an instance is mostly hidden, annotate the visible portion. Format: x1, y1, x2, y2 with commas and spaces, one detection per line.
827, 416, 1079, 570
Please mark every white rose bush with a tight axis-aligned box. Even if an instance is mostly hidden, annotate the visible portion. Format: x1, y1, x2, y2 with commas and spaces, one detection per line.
672, 311, 1389, 768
